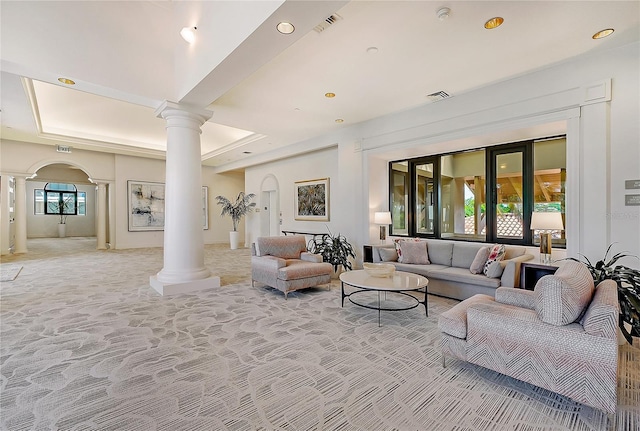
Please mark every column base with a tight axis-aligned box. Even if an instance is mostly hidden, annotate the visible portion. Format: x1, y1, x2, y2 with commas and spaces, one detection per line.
150, 275, 221, 296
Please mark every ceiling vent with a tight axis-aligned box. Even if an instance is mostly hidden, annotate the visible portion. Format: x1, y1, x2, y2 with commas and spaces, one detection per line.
313, 13, 343, 33
426, 90, 451, 102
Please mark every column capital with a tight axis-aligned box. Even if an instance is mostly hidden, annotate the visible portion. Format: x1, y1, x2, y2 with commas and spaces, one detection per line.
154, 101, 213, 125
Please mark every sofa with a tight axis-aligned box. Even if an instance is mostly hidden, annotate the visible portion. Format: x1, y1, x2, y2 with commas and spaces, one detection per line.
372, 239, 534, 301
438, 260, 619, 415
251, 236, 333, 299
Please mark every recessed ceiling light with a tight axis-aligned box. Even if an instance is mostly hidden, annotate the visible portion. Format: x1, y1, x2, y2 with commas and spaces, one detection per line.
484, 17, 504, 30
276, 22, 295, 34
592, 28, 614, 39
366, 46, 378, 54
335, 119, 344, 123
57, 78, 75, 85
325, 92, 336, 98
180, 26, 197, 43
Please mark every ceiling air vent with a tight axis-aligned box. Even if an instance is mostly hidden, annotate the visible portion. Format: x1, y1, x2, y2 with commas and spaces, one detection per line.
313, 13, 343, 33
426, 91, 451, 102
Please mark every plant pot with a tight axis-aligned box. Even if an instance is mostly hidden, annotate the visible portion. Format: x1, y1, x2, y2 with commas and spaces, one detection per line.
58, 224, 66, 238
229, 231, 240, 250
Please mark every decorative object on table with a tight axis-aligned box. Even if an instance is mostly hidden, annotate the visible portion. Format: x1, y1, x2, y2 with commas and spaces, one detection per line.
215, 192, 256, 249
374, 211, 392, 243
307, 227, 356, 275
567, 243, 640, 345
363, 262, 396, 277
128, 180, 165, 231
294, 178, 329, 221
530, 212, 564, 263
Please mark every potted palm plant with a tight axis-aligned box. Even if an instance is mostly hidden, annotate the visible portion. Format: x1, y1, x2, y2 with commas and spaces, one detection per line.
50, 195, 73, 238
567, 244, 640, 345
307, 227, 356, 277
215, 192, 256, 249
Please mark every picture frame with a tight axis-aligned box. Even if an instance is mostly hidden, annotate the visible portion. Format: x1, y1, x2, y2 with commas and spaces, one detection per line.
294, 178, 329, 221
128, 180, 165, 231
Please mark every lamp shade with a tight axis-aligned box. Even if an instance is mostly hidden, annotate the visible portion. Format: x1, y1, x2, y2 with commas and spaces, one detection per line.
374, 211, 392, 225
530, 212, 564, 230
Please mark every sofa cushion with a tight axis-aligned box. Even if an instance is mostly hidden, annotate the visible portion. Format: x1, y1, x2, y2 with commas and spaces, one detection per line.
534, 261, 595, 326
398, 240, 430, 264
452, 242, 485, 269
426, 240, 453, 266
278, 260, 332, 281
483, 244, 505, 276
582, 280, 619, 338
469, 246, 490, 274
391, 263, 449, 277
429, 267, 501, 288
379, 248, 398, 262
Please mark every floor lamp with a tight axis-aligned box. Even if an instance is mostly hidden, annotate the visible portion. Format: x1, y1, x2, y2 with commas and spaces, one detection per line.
530, 212, 564, 264
374, 212, 392, 244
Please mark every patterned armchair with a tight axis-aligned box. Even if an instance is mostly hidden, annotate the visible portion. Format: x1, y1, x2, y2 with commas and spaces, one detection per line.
251, 236, 332, 299
438, 260, 619, 415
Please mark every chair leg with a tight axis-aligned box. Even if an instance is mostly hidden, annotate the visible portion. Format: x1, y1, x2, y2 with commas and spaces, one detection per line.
442, 354, 446, 368
284, 291, 288, 300
607, 413, 615, 431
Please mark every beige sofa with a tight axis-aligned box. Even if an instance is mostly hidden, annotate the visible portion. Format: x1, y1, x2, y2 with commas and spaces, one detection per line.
251, 236, 332, 299
372, 239, 533, 301
438, 260, 619, 415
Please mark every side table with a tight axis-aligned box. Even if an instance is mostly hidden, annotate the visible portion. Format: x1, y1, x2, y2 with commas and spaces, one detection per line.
520, 261, 559, 290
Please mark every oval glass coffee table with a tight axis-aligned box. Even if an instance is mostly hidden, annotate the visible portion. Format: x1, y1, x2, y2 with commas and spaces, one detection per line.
339, 270, 429, 326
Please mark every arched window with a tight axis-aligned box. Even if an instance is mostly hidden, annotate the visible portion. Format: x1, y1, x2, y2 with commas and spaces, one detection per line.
44, 183, 77, 217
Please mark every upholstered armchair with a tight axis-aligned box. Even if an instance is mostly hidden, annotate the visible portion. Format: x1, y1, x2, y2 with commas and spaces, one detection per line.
438, 260, 619, 415
251, 236, 333, 299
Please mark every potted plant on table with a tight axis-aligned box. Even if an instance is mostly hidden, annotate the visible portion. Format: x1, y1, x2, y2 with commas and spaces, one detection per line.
215, 192, 256, 249
568, 244, 640, 345
307, 227, 356, 277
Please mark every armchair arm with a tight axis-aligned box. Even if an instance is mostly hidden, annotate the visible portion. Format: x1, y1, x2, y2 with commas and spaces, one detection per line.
251, 255, 286, 271
300, 252, 323, 263
499, 254, 534, 287
495, 287, 536, 310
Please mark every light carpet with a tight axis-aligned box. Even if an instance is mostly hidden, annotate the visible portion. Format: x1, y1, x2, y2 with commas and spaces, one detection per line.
0, 238, 638, 430
0, 264, 22, 282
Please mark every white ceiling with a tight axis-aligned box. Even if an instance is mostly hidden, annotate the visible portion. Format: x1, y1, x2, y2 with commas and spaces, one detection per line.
1, 1, 639, 171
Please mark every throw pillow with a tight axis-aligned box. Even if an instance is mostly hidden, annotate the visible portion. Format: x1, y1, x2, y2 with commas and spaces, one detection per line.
483, 244, 505, 276
469, 247, 490, 274
535, 261, 595, 326
379, 248, 398, 262
399, 240, 430, 265
485, 260, 504, 278
394, 238, 419, 263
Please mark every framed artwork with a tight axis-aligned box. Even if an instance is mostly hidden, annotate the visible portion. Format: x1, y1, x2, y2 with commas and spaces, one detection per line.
128, 180, 165, 231
202, 186, 209, 230
295, 178, 329, 221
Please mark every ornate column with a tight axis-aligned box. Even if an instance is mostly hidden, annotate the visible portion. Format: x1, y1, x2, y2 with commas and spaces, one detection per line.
14, 176, 28, 254
150, 101, 220, 295
95, 182, 107, 250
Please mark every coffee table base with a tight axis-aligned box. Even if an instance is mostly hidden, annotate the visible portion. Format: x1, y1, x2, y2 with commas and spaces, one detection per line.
341, 281, 428, 327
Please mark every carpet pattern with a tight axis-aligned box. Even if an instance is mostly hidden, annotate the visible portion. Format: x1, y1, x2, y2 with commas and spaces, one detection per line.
1, 238, 638, 430
0, 264, 22, 282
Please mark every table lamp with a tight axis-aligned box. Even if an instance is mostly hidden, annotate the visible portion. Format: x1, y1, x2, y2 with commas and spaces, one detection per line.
374, 211, 392, 243
530, 212, 564, 264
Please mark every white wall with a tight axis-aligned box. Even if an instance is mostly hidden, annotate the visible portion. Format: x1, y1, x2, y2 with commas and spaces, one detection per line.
26, 181, 96, 238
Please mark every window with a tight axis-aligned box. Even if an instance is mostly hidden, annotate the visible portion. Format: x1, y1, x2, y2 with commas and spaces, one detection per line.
35, 183, 86, 217
389, 136, 566, 247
